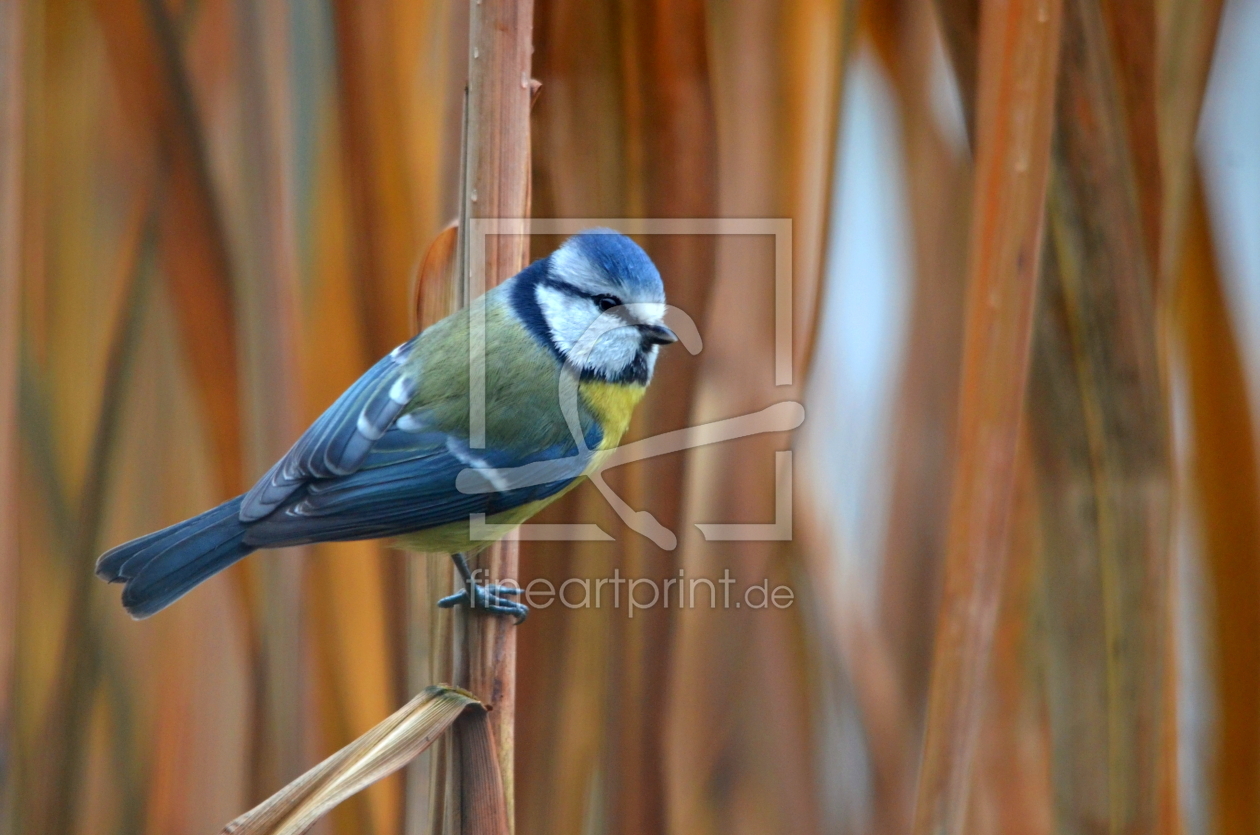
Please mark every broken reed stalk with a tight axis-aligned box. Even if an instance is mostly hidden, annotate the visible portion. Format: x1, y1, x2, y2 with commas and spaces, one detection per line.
222, 686, 485, 835
452, 0, 534, 827
910, 0, 1062, 832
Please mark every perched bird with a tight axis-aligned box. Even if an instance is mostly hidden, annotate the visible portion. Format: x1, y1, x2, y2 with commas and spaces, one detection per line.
96, 230, 677, 621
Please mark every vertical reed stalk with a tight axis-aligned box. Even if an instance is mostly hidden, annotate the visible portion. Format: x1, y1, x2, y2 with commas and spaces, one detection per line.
445, 0, 534, 830
1176, 175, 1260, 835
912, 0, 1062, 831
863, 3, 973, 830
411, 225, 460, 835
237, 0, 309, 798
1156, 0, 1223, 288
331, 0, 423, 358
0, 0, 23, 825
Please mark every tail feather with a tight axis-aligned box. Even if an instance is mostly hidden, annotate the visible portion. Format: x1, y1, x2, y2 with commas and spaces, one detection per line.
95, 501, 236, 583
96, 496, 255, 619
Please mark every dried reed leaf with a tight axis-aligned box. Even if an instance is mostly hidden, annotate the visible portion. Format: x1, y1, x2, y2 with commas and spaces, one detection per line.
403, 227, 461, 835
1026, 1, 1172, 831
912, 0, 1062, 832
412, 222, 460, 333
224, 686, 479, 835
783, 0, 853, 379
408, 142, 465, 835
415, 220, 465, 835
872, 0, 969, 693
1176, 175, 1260, 835
1150, 10, 1222, 823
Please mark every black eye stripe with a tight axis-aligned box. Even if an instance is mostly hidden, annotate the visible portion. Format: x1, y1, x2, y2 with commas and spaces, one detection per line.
539, 279, 622, 311
535, 278, 612, 300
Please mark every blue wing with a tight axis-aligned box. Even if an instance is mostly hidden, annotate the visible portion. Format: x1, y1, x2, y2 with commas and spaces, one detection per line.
243, 421, 602, 547
239, 337, 421, 521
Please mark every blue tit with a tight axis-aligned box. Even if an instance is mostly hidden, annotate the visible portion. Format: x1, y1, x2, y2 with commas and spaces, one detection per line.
96, 229, 677, 622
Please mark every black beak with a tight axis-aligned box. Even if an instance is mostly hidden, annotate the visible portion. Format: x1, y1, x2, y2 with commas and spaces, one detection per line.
639, 323, 678, 346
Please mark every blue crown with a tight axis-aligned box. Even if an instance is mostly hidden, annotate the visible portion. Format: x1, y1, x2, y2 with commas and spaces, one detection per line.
569, 229, 664, 299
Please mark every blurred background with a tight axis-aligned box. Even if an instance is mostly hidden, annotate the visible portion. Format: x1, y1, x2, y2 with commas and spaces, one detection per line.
1, 0, 1258, 833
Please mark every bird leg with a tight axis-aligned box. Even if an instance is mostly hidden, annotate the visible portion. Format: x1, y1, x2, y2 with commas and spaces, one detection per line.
436, 552, 528, 623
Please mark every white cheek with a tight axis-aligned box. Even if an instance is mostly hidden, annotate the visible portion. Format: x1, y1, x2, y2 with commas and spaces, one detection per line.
535, 284, 646, 377
583, 329, 641, 378
535, 284, 594, 354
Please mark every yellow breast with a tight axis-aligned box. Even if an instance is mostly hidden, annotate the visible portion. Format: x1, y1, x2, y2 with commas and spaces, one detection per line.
398, 379, 646, 556
578, 379, 647, 449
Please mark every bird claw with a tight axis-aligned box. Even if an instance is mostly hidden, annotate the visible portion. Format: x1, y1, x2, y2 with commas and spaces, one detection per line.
437, 582, 528, 623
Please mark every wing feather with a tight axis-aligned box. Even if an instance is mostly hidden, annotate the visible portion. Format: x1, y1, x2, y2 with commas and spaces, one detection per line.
239, 319, 605, 545
243, 423, 601, 547
240, 337, 420, 521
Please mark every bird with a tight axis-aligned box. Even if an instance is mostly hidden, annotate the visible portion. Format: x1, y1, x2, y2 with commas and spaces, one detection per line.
95, 229, 677, 622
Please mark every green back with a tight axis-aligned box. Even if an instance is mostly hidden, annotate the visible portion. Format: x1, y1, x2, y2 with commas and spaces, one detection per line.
408, 286, 598, 453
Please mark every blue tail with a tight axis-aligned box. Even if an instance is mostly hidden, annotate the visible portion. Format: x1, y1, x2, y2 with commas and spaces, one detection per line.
95, 496, 255, 619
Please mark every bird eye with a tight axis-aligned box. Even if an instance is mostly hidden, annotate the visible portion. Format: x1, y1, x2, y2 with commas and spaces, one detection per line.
593, 294, 620, 312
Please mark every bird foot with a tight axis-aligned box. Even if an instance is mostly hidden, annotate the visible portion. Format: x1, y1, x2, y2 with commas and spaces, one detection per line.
437, 582, 527, 623
439, 552, 528, 623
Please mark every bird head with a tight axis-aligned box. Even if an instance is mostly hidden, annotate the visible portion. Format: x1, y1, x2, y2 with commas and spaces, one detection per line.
514, 230, 677, 384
